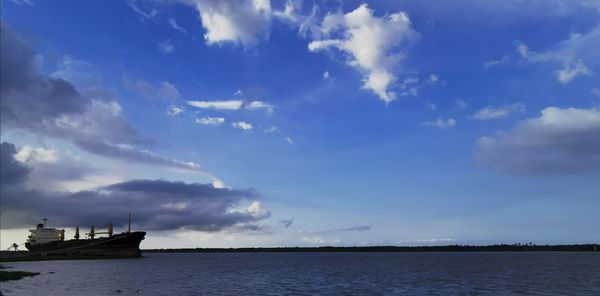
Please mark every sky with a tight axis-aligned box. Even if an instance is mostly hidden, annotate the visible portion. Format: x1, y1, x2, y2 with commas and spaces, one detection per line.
1, 0, 599, 249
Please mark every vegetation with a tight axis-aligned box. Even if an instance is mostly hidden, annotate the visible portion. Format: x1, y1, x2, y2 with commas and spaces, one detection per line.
143, 244, 600, 253
0, 270, 40, 282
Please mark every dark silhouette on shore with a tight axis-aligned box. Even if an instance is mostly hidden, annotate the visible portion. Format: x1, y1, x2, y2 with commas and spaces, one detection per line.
143, 244, 599, 253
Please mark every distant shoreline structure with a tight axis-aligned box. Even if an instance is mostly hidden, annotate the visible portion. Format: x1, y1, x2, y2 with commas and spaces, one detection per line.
143, 244, 600, 253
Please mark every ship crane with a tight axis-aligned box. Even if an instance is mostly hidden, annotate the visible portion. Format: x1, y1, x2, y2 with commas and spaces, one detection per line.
85, 223, 114, 239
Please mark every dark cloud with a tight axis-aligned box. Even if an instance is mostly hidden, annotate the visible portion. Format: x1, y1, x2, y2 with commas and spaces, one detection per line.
123, 75, 180, 101
0, 143, 269, 231
12, 144, 99, 189
280, 218, 294, 228
476, 107, 600, 175
0, 20, 203, 171
1, 140, 269, 231
0, 142, 31, 186
74, 139, 201, 171
0, 20, 89, 128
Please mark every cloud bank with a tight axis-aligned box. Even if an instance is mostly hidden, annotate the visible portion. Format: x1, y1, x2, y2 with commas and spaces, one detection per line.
1, 21, 200, 172
476, 107, 600, 174
1, 142, 270, 231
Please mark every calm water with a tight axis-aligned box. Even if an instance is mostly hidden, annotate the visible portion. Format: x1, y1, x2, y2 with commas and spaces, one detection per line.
1, 252, 599, 295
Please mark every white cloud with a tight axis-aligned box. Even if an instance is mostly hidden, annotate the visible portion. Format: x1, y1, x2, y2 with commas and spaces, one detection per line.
187, 100, 244, 110
190, 0, 271, 47
423, 118, 456, 129
308, 4, 417, 103
322, 70, 330, 80
246, 100, 274, 113
285, 137, 294, 144
167, 106, 184, 116
168, 18, 187, 34
211, 179, 225, 189
188, 100, 244, 110
195, 116, 225, 125
471, 103, 525, 120
15, 146, 58, 163
426, 103, 437, 111
301, 236, 342, 245
234, 89, 243, 96
232, 121, 253, 130
187, 100, 273, 112
592, 88, 600, 97
476, 106, 600, 174
158, 39, 174, 53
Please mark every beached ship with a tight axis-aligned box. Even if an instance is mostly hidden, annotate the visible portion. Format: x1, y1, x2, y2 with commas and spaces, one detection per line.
24, 215, 145, 258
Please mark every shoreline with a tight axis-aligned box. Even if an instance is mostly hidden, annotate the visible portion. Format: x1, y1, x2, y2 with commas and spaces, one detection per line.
142, 244, 600, 253
2, 244, 598, 262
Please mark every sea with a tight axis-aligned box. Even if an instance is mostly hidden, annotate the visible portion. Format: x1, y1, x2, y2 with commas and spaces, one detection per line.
1, 252, 599, 295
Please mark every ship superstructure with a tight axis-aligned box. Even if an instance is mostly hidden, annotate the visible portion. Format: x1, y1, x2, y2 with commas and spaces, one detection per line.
27, 218, 65, 245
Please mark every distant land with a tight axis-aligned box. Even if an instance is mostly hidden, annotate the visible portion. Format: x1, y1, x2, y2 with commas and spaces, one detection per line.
143, 244, 600, 253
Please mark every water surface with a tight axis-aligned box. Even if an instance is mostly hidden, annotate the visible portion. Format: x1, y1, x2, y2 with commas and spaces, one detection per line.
1, 252, 599, 295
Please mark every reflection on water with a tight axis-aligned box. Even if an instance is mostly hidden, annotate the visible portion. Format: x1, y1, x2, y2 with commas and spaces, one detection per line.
2, 252, 599, 295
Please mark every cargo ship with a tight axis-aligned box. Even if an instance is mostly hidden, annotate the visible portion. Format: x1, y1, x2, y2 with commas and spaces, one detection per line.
24, 214, 145, 258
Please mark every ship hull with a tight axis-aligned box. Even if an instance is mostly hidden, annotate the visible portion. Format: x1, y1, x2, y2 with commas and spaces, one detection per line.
25, 231, 146, 258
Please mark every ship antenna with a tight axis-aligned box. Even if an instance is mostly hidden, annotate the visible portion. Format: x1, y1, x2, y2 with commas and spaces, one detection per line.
42, 217, 48, 228
128, 212, 131, 233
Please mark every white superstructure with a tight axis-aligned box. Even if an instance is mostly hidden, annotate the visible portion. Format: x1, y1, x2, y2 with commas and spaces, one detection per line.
27, 218, 65, 245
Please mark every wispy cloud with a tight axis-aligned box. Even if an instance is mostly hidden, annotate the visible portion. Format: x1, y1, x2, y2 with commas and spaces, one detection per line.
167, 106, 184, 116
168, 18, 187, 34
484, 54, 510, 68
471, 103, 525, 120
280, 219, 294, 228
423, 118, 456, 129
512, 26, 598, 84
264, 126, 279, 133
187, 100, 273, 112
124, 76, 180, 101
158, 39, 174, 54
232, 121, 253, 130
127, 0, 158, 20
196, 116, 225, 125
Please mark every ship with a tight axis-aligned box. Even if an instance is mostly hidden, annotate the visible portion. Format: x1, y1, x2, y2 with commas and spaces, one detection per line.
24, 214, 146, 258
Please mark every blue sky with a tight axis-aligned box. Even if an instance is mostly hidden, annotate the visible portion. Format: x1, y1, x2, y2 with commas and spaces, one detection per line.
1, 0, 599, 248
